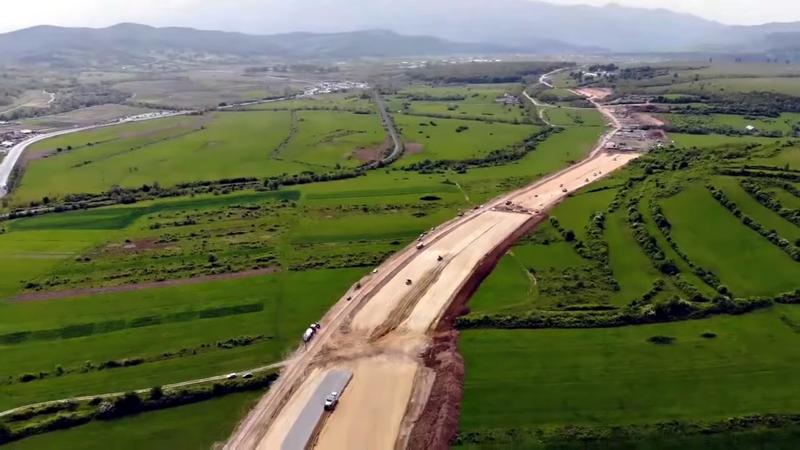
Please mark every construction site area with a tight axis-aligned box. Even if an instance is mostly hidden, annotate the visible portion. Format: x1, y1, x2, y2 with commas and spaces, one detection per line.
222, 87, 655, 450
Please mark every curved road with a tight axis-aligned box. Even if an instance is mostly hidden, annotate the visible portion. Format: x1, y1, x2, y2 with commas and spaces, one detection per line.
372, 92, 404, 165
0, 111, 190, 198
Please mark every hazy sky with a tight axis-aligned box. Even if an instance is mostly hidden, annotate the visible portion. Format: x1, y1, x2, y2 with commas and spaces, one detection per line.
0, 0, 798, 33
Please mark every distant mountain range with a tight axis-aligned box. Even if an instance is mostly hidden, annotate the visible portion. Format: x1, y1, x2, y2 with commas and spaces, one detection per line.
0, 24, 591, 66
1, 0, 800, 65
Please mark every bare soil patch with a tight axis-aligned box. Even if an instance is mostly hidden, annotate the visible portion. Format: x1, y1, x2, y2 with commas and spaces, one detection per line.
632, 111, 665, 128
353, 137, 391, 162
406, 213, 543, 449
405, 330, 463, 450
647, 129, 668, 140
14, 267, 280, 302
575, 87, 613, 100
404, 142, 424, 156
107, 238, 169, 253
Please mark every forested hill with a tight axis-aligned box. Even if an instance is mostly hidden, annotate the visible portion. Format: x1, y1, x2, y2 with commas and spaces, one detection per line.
0, 24, 586, 66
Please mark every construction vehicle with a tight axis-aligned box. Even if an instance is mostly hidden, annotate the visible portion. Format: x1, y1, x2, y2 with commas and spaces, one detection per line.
437, 255, 444, 262
406, 279, 413, 286
416, 242, 425, 250
303, 323, 321, 343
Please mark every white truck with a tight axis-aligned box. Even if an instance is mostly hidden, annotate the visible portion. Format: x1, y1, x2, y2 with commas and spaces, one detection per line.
302, 323, 321, 343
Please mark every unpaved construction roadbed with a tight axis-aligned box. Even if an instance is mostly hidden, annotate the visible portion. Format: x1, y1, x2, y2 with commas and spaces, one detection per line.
281, 370, 353, 450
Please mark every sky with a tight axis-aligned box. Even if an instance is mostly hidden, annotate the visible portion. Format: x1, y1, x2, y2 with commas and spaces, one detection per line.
0, 0, 798, 33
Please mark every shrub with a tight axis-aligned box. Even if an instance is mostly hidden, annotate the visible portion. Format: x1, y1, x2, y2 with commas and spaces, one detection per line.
18, 373, 36, 383
419, 195, 441, 201
0, 423, 10, 444
647, 335, 676, 345
701, 331, 717, 339
150, 386, 164, 400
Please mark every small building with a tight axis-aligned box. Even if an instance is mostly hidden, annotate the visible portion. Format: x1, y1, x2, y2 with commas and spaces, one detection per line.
1, 141, 13, 148
604, 141, 618, 150
745, 125, 756, 132
19, 129, 33, 135
495, 93, 520, 106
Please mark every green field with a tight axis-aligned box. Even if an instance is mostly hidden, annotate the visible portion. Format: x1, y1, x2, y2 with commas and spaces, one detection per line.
661, 112, 800, 135
606, 208, 663, 304
460, 306, 800, 430
248, 93, 374, 112
714, 176, 800, 243
390, 84, 529, 122
13, 109, 385, 204
0, 268, 360, 410
396, 114, 540, 164
668, 132, 782, 148
661, 184, 800, 296
456, 62, 800, 449
543, 107, 607, 127
651, 77, 800, 97
279, 110, 386, 167
4, 391, 261, 450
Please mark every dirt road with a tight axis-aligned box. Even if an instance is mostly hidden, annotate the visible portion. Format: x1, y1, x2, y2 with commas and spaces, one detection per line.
225, 90, 641, 450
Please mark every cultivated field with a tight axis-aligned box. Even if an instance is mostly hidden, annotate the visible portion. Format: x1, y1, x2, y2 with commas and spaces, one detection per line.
457, 62, 800, 448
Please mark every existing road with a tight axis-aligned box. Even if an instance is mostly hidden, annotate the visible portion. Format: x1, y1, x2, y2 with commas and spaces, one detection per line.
372, 92, 404, 165
281, 370, 352, 450
0, 111, 189, 198
225, 88, 640, 450
523, 90, 552, 125
0, 361, 286, 419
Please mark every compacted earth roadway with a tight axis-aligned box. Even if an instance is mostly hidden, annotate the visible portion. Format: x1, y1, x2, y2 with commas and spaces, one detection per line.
225, 90, 644, 450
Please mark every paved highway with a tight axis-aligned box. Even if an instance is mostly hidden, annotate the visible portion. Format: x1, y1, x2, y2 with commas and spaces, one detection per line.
0, 111, 188, 199
281, 370, 353, 450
